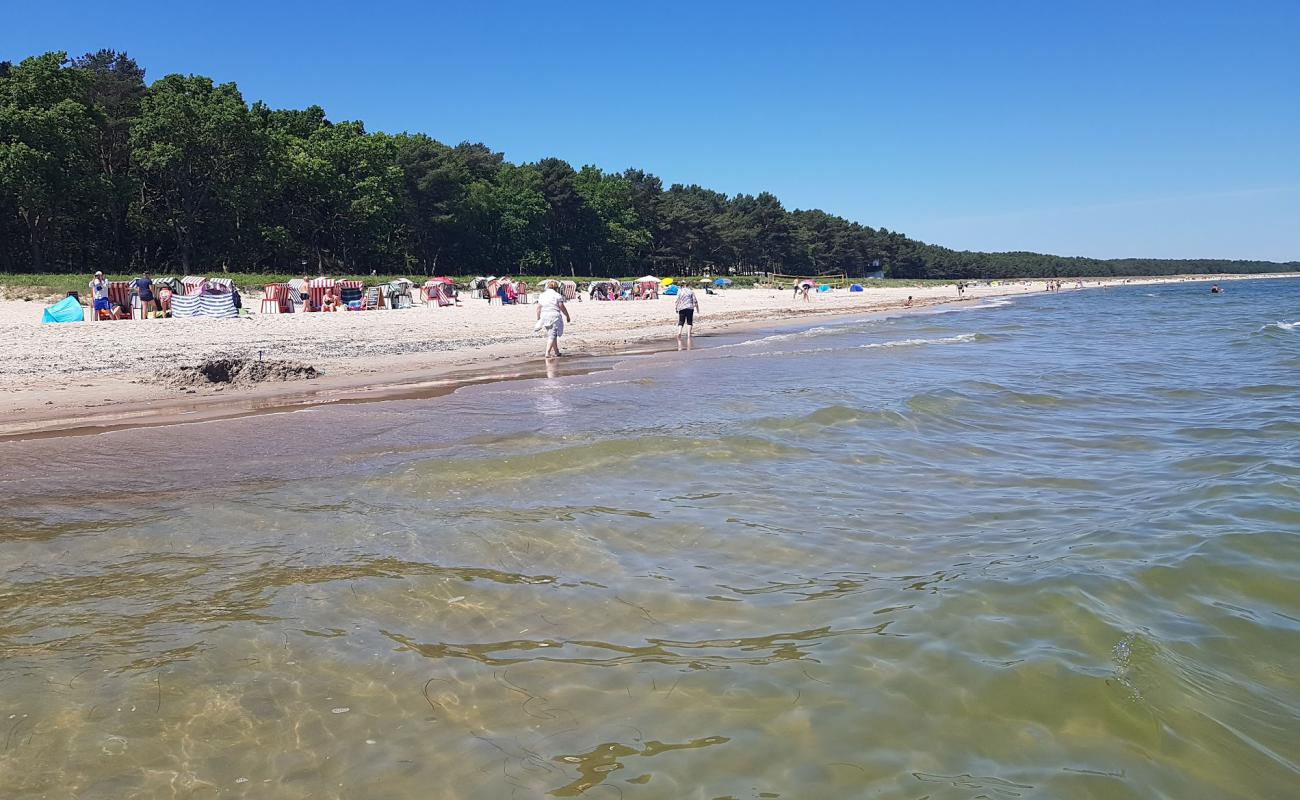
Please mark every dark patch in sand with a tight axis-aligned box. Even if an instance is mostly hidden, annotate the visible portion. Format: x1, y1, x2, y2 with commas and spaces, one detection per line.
156, 358, 320, 389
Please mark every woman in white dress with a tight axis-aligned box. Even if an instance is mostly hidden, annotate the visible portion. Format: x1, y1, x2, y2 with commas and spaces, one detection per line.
534, 280, 572, 358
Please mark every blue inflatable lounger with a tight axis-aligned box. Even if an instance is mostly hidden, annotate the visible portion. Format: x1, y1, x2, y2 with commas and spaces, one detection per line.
42, 296, 85, 324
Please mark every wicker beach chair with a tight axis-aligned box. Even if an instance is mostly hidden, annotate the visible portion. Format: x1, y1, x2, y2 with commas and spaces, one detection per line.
106, 280, 136, 320
261, 283, 295, 314
339, 280, 364, 310
306, 278, 337, 312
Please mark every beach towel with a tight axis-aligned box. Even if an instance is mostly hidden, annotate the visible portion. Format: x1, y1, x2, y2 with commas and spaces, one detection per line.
41, 296, 84, 324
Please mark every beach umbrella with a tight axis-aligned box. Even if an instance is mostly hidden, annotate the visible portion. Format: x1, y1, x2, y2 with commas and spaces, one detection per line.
660, 277, 674, 286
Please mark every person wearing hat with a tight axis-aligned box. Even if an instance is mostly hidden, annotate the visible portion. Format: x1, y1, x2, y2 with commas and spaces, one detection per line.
88, 271, 117, 320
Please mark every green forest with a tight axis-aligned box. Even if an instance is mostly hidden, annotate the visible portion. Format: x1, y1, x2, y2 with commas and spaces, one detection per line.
2, 51, 1295, 280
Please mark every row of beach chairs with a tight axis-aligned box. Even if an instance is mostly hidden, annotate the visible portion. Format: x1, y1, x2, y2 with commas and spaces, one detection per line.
259, 278, 458, 313
96, 275, 461, 319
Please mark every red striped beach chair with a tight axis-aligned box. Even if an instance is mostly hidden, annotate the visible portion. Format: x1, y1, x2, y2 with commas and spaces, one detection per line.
307, 278, 337, 312
181, 275, 207, 296
106, 281, 136, 320
261, 283, 294, 314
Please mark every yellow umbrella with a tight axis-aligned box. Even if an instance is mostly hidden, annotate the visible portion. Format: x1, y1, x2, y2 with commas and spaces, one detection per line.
660, 277, 674, 286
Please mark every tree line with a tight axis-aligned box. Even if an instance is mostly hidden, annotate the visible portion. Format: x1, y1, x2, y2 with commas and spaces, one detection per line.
2, 51, 1295, 280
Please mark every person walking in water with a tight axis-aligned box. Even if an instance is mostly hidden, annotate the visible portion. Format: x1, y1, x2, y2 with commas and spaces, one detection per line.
675, 282, 700, 347
534, 280, 571, 358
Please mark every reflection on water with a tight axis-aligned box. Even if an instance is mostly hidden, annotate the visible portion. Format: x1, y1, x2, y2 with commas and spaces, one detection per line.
2, 279, 1299, 798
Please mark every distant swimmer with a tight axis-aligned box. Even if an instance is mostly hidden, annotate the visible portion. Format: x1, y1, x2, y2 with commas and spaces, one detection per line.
1210, 284, 1223, 294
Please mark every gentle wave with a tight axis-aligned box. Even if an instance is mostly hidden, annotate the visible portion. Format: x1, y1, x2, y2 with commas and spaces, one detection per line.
747, 332, 988, 359
1260, 320, 1298, 332
860, 332, 981, 349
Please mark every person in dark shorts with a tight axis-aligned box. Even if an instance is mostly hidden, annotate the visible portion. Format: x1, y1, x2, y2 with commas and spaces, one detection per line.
134, 271, 159, 319
675, 283, 699, 346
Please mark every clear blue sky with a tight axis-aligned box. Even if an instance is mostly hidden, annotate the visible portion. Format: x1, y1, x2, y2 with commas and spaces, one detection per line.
6, 0, 1299, 261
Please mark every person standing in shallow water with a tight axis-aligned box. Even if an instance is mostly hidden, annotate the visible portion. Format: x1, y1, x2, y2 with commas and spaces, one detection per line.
534, 280, 571, 358
675, 283, 700, 348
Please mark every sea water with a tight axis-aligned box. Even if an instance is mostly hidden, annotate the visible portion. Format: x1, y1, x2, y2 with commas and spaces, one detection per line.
1, 279, 1297, 799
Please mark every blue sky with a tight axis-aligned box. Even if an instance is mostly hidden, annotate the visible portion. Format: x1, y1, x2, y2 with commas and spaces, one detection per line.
6, 0, 1298, 260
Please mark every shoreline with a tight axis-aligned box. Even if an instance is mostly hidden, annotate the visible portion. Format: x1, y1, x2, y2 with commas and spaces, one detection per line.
3, 273, 1294, 441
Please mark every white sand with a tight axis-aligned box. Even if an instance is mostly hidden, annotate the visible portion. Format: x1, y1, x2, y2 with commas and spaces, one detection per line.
0, 275, 1287, 437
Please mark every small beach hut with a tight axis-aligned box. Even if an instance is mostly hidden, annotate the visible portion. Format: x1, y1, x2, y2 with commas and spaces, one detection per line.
635, 276, 660, 299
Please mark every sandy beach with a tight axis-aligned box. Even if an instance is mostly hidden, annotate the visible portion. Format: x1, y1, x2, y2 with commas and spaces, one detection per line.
0, 275, 1291, 439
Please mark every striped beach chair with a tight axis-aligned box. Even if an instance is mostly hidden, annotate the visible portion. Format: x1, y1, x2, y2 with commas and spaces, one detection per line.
339, 280, 364, 310
207, 277, 234, 292
307, 278, 337, 312
287, 278, 308, 311
181, 275, 207, 296
361, 286, 382, 310
106, 280, 136, 320
261, 283, 295, 314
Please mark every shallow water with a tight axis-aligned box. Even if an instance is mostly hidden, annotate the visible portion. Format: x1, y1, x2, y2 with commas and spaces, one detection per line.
2, 279, 1298, 799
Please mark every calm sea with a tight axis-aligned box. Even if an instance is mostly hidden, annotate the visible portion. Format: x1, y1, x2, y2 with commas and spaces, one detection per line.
1, 279, 1297, 799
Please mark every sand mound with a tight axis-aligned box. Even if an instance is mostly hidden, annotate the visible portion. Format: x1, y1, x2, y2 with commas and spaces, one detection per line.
157, 358, 320, 389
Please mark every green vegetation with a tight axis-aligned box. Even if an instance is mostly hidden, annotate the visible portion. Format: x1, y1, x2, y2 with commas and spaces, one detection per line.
2, 51, 1296, 280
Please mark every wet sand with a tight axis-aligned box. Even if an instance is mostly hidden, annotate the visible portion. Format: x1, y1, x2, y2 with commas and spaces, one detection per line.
1, 276, 1290, 438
